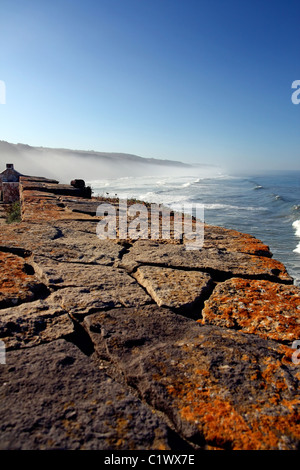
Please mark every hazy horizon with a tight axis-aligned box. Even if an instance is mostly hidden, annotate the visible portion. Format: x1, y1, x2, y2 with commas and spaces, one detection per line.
0, 139, 225, 183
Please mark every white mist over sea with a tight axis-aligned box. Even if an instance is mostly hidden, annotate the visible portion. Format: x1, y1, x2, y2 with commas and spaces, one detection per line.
89, 171, 300, 286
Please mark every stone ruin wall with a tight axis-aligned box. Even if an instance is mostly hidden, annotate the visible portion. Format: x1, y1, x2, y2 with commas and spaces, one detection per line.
1, 182, 20, 203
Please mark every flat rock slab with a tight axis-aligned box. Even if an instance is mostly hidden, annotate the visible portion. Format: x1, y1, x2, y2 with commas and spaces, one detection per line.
133, 266, 213, 313
0, 222, 65, 254
45, 236, 123, 265
61, 198, 101, 216
201, 278, 300, 342
31, 259, 152, 309
119, 241, 292, 283
20, 189, 94, 222
203, 224, 272, 257
0, 299, 73, 350
46, 286, 151, 320
0, 221, 123, 265
0, 339, 174, 450
0, 252, 47, 309
84, 305, 300, 450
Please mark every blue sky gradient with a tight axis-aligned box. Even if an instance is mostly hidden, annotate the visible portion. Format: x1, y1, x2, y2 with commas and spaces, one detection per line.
0, 0, 300, 172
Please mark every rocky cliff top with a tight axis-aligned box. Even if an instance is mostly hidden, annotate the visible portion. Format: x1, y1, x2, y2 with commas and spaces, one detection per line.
0, 176, 299, 450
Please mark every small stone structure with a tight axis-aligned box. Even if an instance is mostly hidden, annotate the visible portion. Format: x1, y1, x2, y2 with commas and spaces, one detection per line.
0, 163, 22, 203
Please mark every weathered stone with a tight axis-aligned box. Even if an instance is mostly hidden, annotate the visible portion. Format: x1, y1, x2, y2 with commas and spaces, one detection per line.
133, 266, 213, 313
0, 251, 47, 309
2, 182, 19, 203
70, 179, 86, 188
84, 306, 300, 450
0, 339, 174, 450
200, 278, 300, 342
20, 176, 90, 198
44, 234, 123, 265
54, 219, 99, 235
45, 285, 151, 320
19, 182, 94, 222
61, 196, 100, 216
0, 223, 65, 264
203, 224, 272, 257
0, 299, 73, 350
0, 220, 124, 265
31, 259, 151, 309
119, 240, 293, 284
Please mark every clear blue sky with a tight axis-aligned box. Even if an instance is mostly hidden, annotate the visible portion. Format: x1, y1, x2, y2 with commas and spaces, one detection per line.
0, 0, 300, 172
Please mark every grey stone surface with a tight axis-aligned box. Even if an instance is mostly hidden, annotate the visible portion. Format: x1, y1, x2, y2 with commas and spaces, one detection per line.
84, 305, 300, 450
119, 240, 293, 283
133, 266, 213, 313
0, 339, 176, 450
0, 299, 73, 350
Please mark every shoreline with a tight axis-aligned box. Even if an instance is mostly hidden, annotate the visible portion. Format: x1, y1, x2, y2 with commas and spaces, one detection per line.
88, 172, 300, 287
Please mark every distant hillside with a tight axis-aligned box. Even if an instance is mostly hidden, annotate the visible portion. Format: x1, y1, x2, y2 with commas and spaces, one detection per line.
0, 140, 216, 183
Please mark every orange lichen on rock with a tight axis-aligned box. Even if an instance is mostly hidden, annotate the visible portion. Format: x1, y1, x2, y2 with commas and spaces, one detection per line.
227, 253, 293, 283
201, 278, 300, 342
167, 384, 258, 449
20, 189, 93, 222
203, 224, 272, 257
0, 251, 45, 308
226, 233, 271, 257
166, 354, 300, 450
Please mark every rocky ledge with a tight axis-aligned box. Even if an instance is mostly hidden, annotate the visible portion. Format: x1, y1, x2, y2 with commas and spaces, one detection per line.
0, 176, 299, 450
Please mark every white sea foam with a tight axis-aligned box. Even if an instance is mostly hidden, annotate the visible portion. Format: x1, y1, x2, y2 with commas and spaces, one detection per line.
294, 243, 300, 254
204, 203, 267, 211
293, 220, 300, 237
292, 220, 300, 253
181, 177, 203, 188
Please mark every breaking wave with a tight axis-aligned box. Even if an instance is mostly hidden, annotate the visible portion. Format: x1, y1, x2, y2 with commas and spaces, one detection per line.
293, 220, 300, 253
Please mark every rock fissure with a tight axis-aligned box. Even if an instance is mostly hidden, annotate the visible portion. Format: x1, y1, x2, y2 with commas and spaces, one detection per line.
52, 227, 64, 240
64, 315, 95, 357
0, 245, 32, 258
123, 259, 293, 285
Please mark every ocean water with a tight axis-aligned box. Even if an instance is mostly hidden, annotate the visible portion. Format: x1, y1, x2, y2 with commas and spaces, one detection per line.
89, 170, 300, 286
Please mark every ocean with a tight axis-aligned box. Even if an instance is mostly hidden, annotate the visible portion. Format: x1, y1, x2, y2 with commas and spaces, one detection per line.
89, 170, 300, 286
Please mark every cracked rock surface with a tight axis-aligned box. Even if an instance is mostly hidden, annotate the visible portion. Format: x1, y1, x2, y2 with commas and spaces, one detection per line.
0, 176, 299, 450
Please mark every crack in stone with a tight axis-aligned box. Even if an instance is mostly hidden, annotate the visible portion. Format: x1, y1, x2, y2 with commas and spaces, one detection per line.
0, 245, 32, 258
127, 260, 293, 285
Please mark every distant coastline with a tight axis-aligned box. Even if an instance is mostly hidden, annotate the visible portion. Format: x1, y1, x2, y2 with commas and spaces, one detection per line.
0, 140, 219, 182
